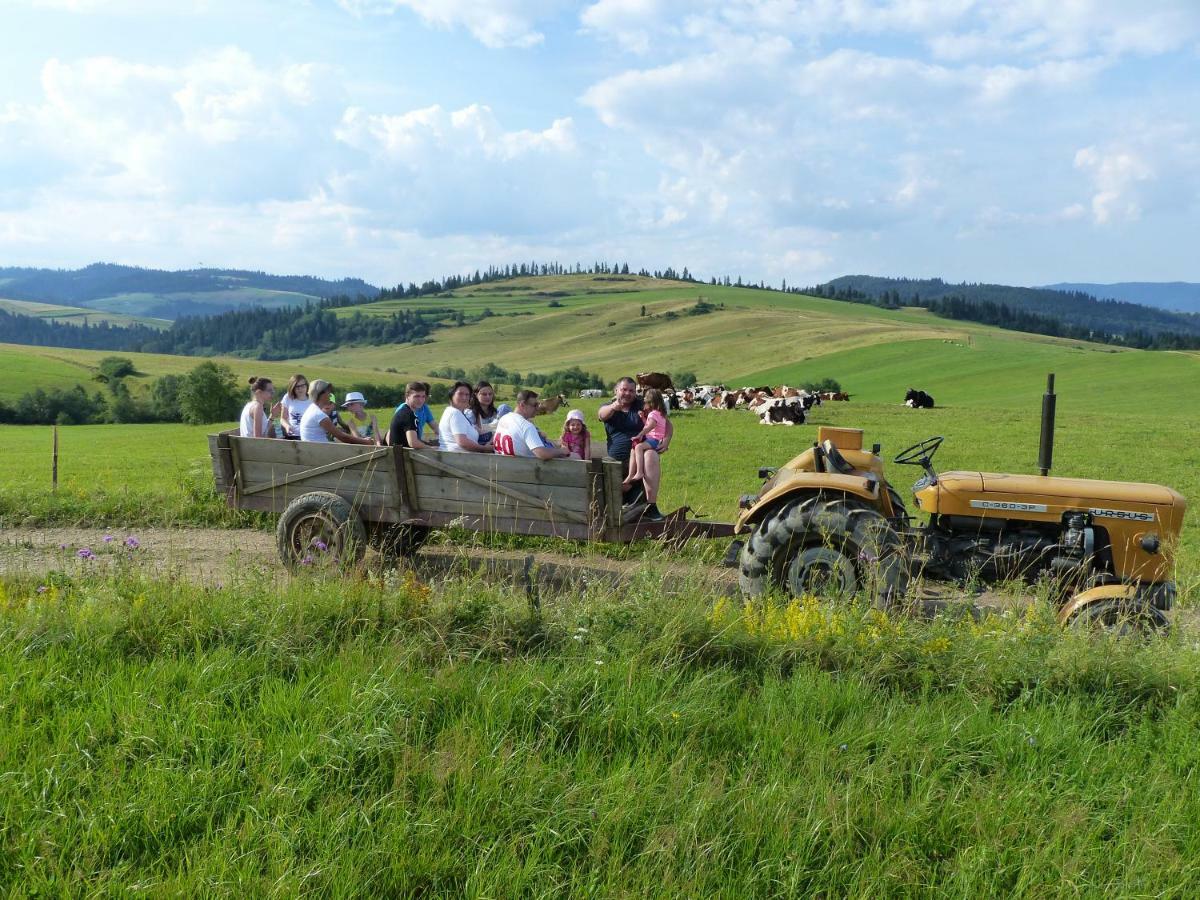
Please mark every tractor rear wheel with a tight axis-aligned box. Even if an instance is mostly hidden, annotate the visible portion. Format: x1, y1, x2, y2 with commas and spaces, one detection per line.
276, 491, 366, 571
739, 494, 908, 605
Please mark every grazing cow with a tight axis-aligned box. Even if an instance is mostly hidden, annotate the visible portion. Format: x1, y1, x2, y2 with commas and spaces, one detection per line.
578, 389, 604, 399
636, 372, 674, 392
820, 391, 851, 402
904, 388, 935, 409
757, 397, 807, 426
536, 393, 566, 415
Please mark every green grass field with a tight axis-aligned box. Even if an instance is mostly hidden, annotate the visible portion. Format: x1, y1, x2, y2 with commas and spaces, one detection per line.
3, 566, 1200, 894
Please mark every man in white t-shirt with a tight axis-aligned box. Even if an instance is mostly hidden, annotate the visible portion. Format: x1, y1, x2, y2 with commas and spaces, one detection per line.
493, 390, 570, 460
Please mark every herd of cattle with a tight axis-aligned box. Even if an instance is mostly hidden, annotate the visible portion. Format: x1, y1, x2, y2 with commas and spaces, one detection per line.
579, 374, 934, 425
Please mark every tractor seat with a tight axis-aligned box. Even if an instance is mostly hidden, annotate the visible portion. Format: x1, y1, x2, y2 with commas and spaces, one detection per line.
822, 440, 855, 475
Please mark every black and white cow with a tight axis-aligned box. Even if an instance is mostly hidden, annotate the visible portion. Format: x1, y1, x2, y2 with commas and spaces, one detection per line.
757, 397, 807, 426
904, 388, 935, 409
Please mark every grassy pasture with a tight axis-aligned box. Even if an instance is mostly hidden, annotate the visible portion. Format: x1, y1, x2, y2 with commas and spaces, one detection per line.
3, 567, 1200, 894
318, 286, 967, 383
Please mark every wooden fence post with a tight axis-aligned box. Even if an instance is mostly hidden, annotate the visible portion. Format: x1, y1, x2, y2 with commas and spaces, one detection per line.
52, 425, 59, 492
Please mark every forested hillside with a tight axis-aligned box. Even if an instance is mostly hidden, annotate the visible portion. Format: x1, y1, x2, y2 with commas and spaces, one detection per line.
1043, 282, 1200, 314
814, 276, 1200, 349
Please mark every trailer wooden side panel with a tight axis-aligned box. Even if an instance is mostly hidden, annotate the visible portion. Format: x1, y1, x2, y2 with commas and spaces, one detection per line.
215, 437, 634, 540
228, 437, 399, 514
409, 449, 597, 529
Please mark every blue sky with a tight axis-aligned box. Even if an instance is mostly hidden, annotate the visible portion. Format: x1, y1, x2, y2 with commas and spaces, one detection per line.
1, 0, 1198, 287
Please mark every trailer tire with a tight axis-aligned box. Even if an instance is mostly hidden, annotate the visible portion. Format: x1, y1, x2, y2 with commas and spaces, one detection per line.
738, 494, 908, 606
277, 491, 366, 571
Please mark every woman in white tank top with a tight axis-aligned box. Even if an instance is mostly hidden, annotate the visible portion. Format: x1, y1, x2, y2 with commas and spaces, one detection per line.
240, 376, 281, 437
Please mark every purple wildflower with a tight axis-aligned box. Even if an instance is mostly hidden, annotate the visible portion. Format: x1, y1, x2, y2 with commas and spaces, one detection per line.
312, 539, 328, 552
124, 536, 140, 550
77, 547, 95, 560
300, 555, 313, 566
58, 543, 67, 550
36, 585, 48, 594
103, 535, 114, 543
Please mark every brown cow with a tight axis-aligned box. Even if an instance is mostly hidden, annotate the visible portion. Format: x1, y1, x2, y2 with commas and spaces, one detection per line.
535, 394, 566, 415
636, 372, 675, 392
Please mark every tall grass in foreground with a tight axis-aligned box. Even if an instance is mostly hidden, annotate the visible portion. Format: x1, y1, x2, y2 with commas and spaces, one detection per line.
3, 564, 1200, 896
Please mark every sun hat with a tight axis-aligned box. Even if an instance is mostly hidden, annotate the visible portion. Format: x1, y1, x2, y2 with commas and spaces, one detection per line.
341, 391, 367, 407
566, 409, 585, 422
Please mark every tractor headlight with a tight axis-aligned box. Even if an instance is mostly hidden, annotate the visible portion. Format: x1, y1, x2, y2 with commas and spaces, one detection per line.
738, 494, 757, 510
1140, 533, 1161, 554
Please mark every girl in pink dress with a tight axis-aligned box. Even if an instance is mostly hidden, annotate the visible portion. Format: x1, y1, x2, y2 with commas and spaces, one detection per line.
560, 409, 592, 460
622, 389, 668, 487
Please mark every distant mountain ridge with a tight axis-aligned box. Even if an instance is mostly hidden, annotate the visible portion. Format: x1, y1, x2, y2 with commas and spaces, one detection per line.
0, 263, 380, 320
815, 275, 1200, 348
1041, 282, 1200, 315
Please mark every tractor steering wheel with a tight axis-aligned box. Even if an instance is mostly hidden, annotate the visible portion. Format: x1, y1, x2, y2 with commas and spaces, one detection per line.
894, 435, 944, 467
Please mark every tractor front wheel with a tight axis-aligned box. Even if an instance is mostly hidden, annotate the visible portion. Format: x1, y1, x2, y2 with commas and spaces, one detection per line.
1064, 597, 1169, 636
738, 494, 908, 605
277, 491, 367, 571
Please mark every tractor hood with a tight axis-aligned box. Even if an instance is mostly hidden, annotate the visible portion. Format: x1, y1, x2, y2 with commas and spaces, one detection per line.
970, 472, 1182, 506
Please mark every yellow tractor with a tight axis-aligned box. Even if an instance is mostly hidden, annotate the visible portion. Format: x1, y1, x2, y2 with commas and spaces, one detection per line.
732, 379, 1185, 630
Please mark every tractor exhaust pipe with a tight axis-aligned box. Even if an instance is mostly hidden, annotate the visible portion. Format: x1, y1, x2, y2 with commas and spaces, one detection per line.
1038, 373, 1056, 476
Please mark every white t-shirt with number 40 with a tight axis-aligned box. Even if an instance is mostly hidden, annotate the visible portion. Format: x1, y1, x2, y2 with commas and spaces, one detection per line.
492, 412, 547, 457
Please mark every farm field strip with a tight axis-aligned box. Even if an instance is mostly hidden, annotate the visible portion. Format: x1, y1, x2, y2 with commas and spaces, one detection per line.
0, 297, 170, 329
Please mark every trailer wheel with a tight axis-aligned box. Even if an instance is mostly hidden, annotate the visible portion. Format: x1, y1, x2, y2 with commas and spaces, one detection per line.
739, 494, 908, 605
1064, 597, 1168, 636
277, 491, 366, 571
370, 524, 431, 563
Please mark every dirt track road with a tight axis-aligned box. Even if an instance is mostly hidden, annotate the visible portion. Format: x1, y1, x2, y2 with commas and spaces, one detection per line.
1, 526, 277, 583
0, 525, 740, 597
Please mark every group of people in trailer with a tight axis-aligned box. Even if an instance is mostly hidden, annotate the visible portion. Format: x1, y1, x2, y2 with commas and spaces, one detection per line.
239, 374, 671, 520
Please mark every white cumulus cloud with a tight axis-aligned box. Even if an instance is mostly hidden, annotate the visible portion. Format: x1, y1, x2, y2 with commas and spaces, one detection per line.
336, 0, 570, 48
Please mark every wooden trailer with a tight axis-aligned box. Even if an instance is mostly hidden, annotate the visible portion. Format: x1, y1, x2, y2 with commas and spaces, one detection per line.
209, 432, 733, 567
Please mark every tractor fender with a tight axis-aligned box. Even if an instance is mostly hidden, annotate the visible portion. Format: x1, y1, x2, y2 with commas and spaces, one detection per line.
734, 473, 880, 535
1057, 584, 1139, 626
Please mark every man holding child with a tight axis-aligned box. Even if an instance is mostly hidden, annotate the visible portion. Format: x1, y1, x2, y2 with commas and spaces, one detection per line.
598, 376, 668, 522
